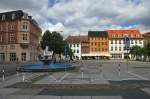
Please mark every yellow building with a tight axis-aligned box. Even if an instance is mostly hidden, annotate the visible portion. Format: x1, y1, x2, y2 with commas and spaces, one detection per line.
88, 31, 110, 59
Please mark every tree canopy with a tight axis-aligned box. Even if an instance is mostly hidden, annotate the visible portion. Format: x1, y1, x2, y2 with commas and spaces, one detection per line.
40, 30, 73, 61
130, 41, 150, 61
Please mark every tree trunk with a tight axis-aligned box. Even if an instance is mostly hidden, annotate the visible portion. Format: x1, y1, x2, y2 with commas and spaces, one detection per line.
59, 53, 61, 62
52, 52, 56, 63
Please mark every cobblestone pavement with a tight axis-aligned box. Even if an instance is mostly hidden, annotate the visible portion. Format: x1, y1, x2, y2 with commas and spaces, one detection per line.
0, 60, 150, 99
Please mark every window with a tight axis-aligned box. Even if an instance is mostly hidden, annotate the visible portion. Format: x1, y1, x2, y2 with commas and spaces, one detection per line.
98, 42, 100, 46
9, 33, 15, 43
23, 13, 28, 19
21, 22, 28, 31
10, 45, 15, 49
115, 47, 117, 51
77, 44, 79, 47
9, 53, 16, 61
119, 40, 121, 44
77, 50, 79, 53
12, 13, 15, 20
73, 44, 75, 47
0, 35, 2, 42
105, 42, 107, 45
0, 53, 5, 62
135, 40, 137, 44
131, 34, 134, 38
136, 34, 140, 37
115, 40, 117, 44
95, 42, 97, 46
91, 42, 93, 46
0, 45, 5, 50
102, 48, 104, 51
23, 33, 27, 41
118, 34, 121, 37
0, 25, 2, 31
95, 48, 97, 52
105, 48, 107, 51
21, 53, 26, 61
102, 42, 103, 45
119, 47, 121, 51
139, 40, 142, 44
131, 40, 133, 44
111, 41, 113, 44
2, 15, 6, 20
70, 44, 72, 47
124, 34, 128, 37
112, 34, 116, 38
111, 47, 113, 51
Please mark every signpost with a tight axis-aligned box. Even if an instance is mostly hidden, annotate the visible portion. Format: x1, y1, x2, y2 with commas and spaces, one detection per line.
124, 36, 130, 72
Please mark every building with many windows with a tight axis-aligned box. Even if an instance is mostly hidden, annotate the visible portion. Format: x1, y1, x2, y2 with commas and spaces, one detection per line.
143, 32, 150, 45
88, 31, 110, 59
66, 35, 90, 60
0, 10, 42, 63
107, 30, 144, 59
66, 35, 82, 60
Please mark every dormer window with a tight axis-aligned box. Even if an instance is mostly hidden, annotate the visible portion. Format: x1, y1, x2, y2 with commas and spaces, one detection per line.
131, 34, 134, 38
124, 34, 128, 37
112, 34, 116, 38
22, 13, 28, 19
12, 13, 15, 20
2, 14, 6, 20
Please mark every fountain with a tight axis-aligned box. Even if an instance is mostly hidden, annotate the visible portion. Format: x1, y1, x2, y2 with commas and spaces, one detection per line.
40, 46, 52, 65
17, 46, 75, 72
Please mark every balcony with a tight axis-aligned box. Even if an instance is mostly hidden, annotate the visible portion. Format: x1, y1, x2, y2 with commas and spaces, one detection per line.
20, 43, 29, 49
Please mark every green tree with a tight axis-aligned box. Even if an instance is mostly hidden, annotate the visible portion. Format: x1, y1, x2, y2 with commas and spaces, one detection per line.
145, 41, 150, 61
130, 45, 142, 60
62, 40, 74, 61
40, 30, 52, 50
40, 30, 73, 62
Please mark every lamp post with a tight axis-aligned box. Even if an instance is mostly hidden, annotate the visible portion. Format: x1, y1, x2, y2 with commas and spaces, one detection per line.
64, 45, 67, 72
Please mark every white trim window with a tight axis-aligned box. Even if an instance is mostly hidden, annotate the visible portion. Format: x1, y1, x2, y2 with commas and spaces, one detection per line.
2, 15, 6, 20
12, 13, 15, 20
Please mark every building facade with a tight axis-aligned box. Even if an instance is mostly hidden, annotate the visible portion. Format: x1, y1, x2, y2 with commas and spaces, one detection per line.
88, 31, 110, 59
0, 10, 42, 63
107, 30, 144, 59
143, 32, 150, 45
66, 36, 82, 60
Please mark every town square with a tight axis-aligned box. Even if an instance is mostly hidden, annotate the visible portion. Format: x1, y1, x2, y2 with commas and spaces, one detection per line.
0, 0, 150, 99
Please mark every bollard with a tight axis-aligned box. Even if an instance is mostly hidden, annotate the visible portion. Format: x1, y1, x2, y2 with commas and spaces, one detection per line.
80, 67, 84, 80
22, 73, 25, 82
2, 66, 5, 81
17, 72, 19, 77
99, 64, 103, 78
81, 71, 84, 80
118, 64, 121, 77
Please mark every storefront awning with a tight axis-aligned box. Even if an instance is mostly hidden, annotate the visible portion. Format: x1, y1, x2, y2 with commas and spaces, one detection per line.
82, 53, 111, 57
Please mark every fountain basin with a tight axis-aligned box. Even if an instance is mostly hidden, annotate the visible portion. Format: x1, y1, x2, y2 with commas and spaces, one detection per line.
17, 63, 76, 72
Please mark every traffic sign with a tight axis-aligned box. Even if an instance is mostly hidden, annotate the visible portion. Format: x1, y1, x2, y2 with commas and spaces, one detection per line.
124, 36, 130, 50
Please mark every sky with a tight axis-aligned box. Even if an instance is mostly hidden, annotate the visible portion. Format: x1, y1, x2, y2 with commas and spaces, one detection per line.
0, 0, 150, 36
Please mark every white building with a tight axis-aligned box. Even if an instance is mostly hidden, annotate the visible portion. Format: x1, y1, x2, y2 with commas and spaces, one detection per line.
108, 30, 144, 59
66, 36, 82, 60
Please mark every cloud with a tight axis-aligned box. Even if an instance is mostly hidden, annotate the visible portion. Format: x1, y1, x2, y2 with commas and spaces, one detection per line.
0, 0, 150, 36
46, 0, 150, 35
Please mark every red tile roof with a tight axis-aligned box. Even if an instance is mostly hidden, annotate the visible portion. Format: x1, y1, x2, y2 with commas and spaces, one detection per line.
107, 29, 143, 39
66, 35, 88, 43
